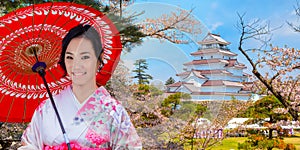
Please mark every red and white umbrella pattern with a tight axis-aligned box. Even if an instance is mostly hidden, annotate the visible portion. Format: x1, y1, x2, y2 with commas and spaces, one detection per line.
0, 2, 122, 122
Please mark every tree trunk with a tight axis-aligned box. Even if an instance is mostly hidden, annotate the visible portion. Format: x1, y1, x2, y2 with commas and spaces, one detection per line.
269, 129, 273, 139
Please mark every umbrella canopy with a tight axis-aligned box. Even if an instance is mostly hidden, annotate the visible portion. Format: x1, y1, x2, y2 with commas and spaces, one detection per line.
0, 2, 122, 122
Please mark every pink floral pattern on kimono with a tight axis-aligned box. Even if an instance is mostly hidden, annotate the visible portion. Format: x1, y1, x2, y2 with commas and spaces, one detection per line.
74, 86, 142, 149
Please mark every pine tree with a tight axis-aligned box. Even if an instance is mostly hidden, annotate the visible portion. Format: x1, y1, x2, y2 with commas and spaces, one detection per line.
132, 59, 152, 84
165, 77, 175, 85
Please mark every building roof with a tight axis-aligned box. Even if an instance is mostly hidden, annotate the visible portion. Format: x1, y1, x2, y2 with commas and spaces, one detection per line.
176, 71, 190, 77
192, 71, 206, 78
198, 69, 232, 75
191, 49, 237, 56
176, 70, 207, 79
166, 81, 198, 92
198, 33, 230, 45
183, 59, 228, 66
191, 91, 250, 96
167, 81, 194, 87
177, 69, 235, 79
177, 69, 232, 78
202, 80, 244, 87
183, 59, 246, 69
166, 81, 186, 87
225, 59, 246, 69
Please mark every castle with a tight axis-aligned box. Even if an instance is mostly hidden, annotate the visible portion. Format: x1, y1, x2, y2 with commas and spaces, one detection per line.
166, 33, 252, 101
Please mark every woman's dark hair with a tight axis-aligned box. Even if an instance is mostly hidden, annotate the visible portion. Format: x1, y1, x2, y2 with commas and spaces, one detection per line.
59, 24, 103, 76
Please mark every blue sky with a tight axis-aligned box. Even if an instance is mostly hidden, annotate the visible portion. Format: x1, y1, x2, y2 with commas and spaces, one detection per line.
121, 0, 300, 84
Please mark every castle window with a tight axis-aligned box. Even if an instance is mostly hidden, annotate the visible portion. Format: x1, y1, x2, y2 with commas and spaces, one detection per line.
206, 44, 212, 48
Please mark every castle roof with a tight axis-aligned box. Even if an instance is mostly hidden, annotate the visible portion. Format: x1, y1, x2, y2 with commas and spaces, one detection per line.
202, 80, 244, 87
183, 59, 228, 66
166, 81, 198, 92
166, 81, 192, 87
168, 80, 244, 88
225, 59, 246, 69
198, 33, 230, 45
183, 59, 246, 69
177, 70, 249, 81
191, 49, 237, 56
177, 70, 231, 76
176, 70, 207, 79
198, 70, 231, 75
191, 91, 250, 97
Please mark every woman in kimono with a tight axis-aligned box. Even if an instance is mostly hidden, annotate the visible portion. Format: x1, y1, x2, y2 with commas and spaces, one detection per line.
19, 24, 142, 150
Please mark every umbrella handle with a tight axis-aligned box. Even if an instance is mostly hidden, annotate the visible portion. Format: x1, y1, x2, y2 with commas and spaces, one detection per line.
32, 61, 72, 150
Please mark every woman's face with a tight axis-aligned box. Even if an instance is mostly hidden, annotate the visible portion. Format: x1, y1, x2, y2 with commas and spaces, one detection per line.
65, 37, 98, 87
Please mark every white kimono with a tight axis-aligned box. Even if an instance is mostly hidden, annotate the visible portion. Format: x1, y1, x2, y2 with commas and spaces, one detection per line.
19, 86, 142, 150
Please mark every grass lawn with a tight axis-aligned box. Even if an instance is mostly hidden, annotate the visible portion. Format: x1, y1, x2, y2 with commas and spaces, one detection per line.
209, 137, 247, 150
195, 134, 300, 150
282, 136, 300, 149
272, 135, 300, 150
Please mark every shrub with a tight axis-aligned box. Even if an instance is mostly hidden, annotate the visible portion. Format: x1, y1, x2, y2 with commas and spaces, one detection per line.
238, 134, 296, 150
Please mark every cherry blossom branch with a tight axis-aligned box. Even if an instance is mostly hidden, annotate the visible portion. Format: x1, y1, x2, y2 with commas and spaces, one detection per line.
138, 8, 202, 44
236, 13, 300, 120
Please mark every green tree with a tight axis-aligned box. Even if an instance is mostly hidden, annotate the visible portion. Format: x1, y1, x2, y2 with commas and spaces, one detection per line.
247, 96, 291, 139
165, 77, 175, 85
239, 96, 293, 150
161, 92, 191, 117
132, 59, 153, 84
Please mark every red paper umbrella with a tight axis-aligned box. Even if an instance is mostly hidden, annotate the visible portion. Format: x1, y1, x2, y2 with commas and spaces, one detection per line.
0, 2, 122, 123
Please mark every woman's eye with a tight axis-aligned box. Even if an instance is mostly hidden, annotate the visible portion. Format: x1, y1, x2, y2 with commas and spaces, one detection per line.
66, 56, 73, 60
82, 55, 90, 59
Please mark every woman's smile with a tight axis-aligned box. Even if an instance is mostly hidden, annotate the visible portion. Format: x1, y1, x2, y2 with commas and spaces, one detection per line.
72, 72, 87, 76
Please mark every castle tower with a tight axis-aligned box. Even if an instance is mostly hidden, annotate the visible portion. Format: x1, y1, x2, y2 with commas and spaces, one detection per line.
167, 33, 251, 101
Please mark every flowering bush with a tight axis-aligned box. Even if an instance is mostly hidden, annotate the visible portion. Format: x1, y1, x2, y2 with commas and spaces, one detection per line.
238, 134, 296, 150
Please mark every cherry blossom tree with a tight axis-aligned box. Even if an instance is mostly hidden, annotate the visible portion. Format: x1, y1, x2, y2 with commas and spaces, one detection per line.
165, 100, 253, 150
137, 8, 203, 44
236, 13, 300, 120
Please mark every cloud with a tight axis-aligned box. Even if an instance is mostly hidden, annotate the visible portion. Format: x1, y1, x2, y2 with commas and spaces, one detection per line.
209, 22, 223, 32
210, 2, 219, 10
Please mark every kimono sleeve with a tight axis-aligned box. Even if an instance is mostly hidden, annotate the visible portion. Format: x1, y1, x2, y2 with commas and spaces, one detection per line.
111, 105, 142, 150
18, 107, 44, 150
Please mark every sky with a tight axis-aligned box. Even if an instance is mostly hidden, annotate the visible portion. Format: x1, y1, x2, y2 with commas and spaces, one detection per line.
121, 0, 300, 84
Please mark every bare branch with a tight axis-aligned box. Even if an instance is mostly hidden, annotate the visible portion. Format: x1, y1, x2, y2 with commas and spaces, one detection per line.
287, 1, 300, 32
